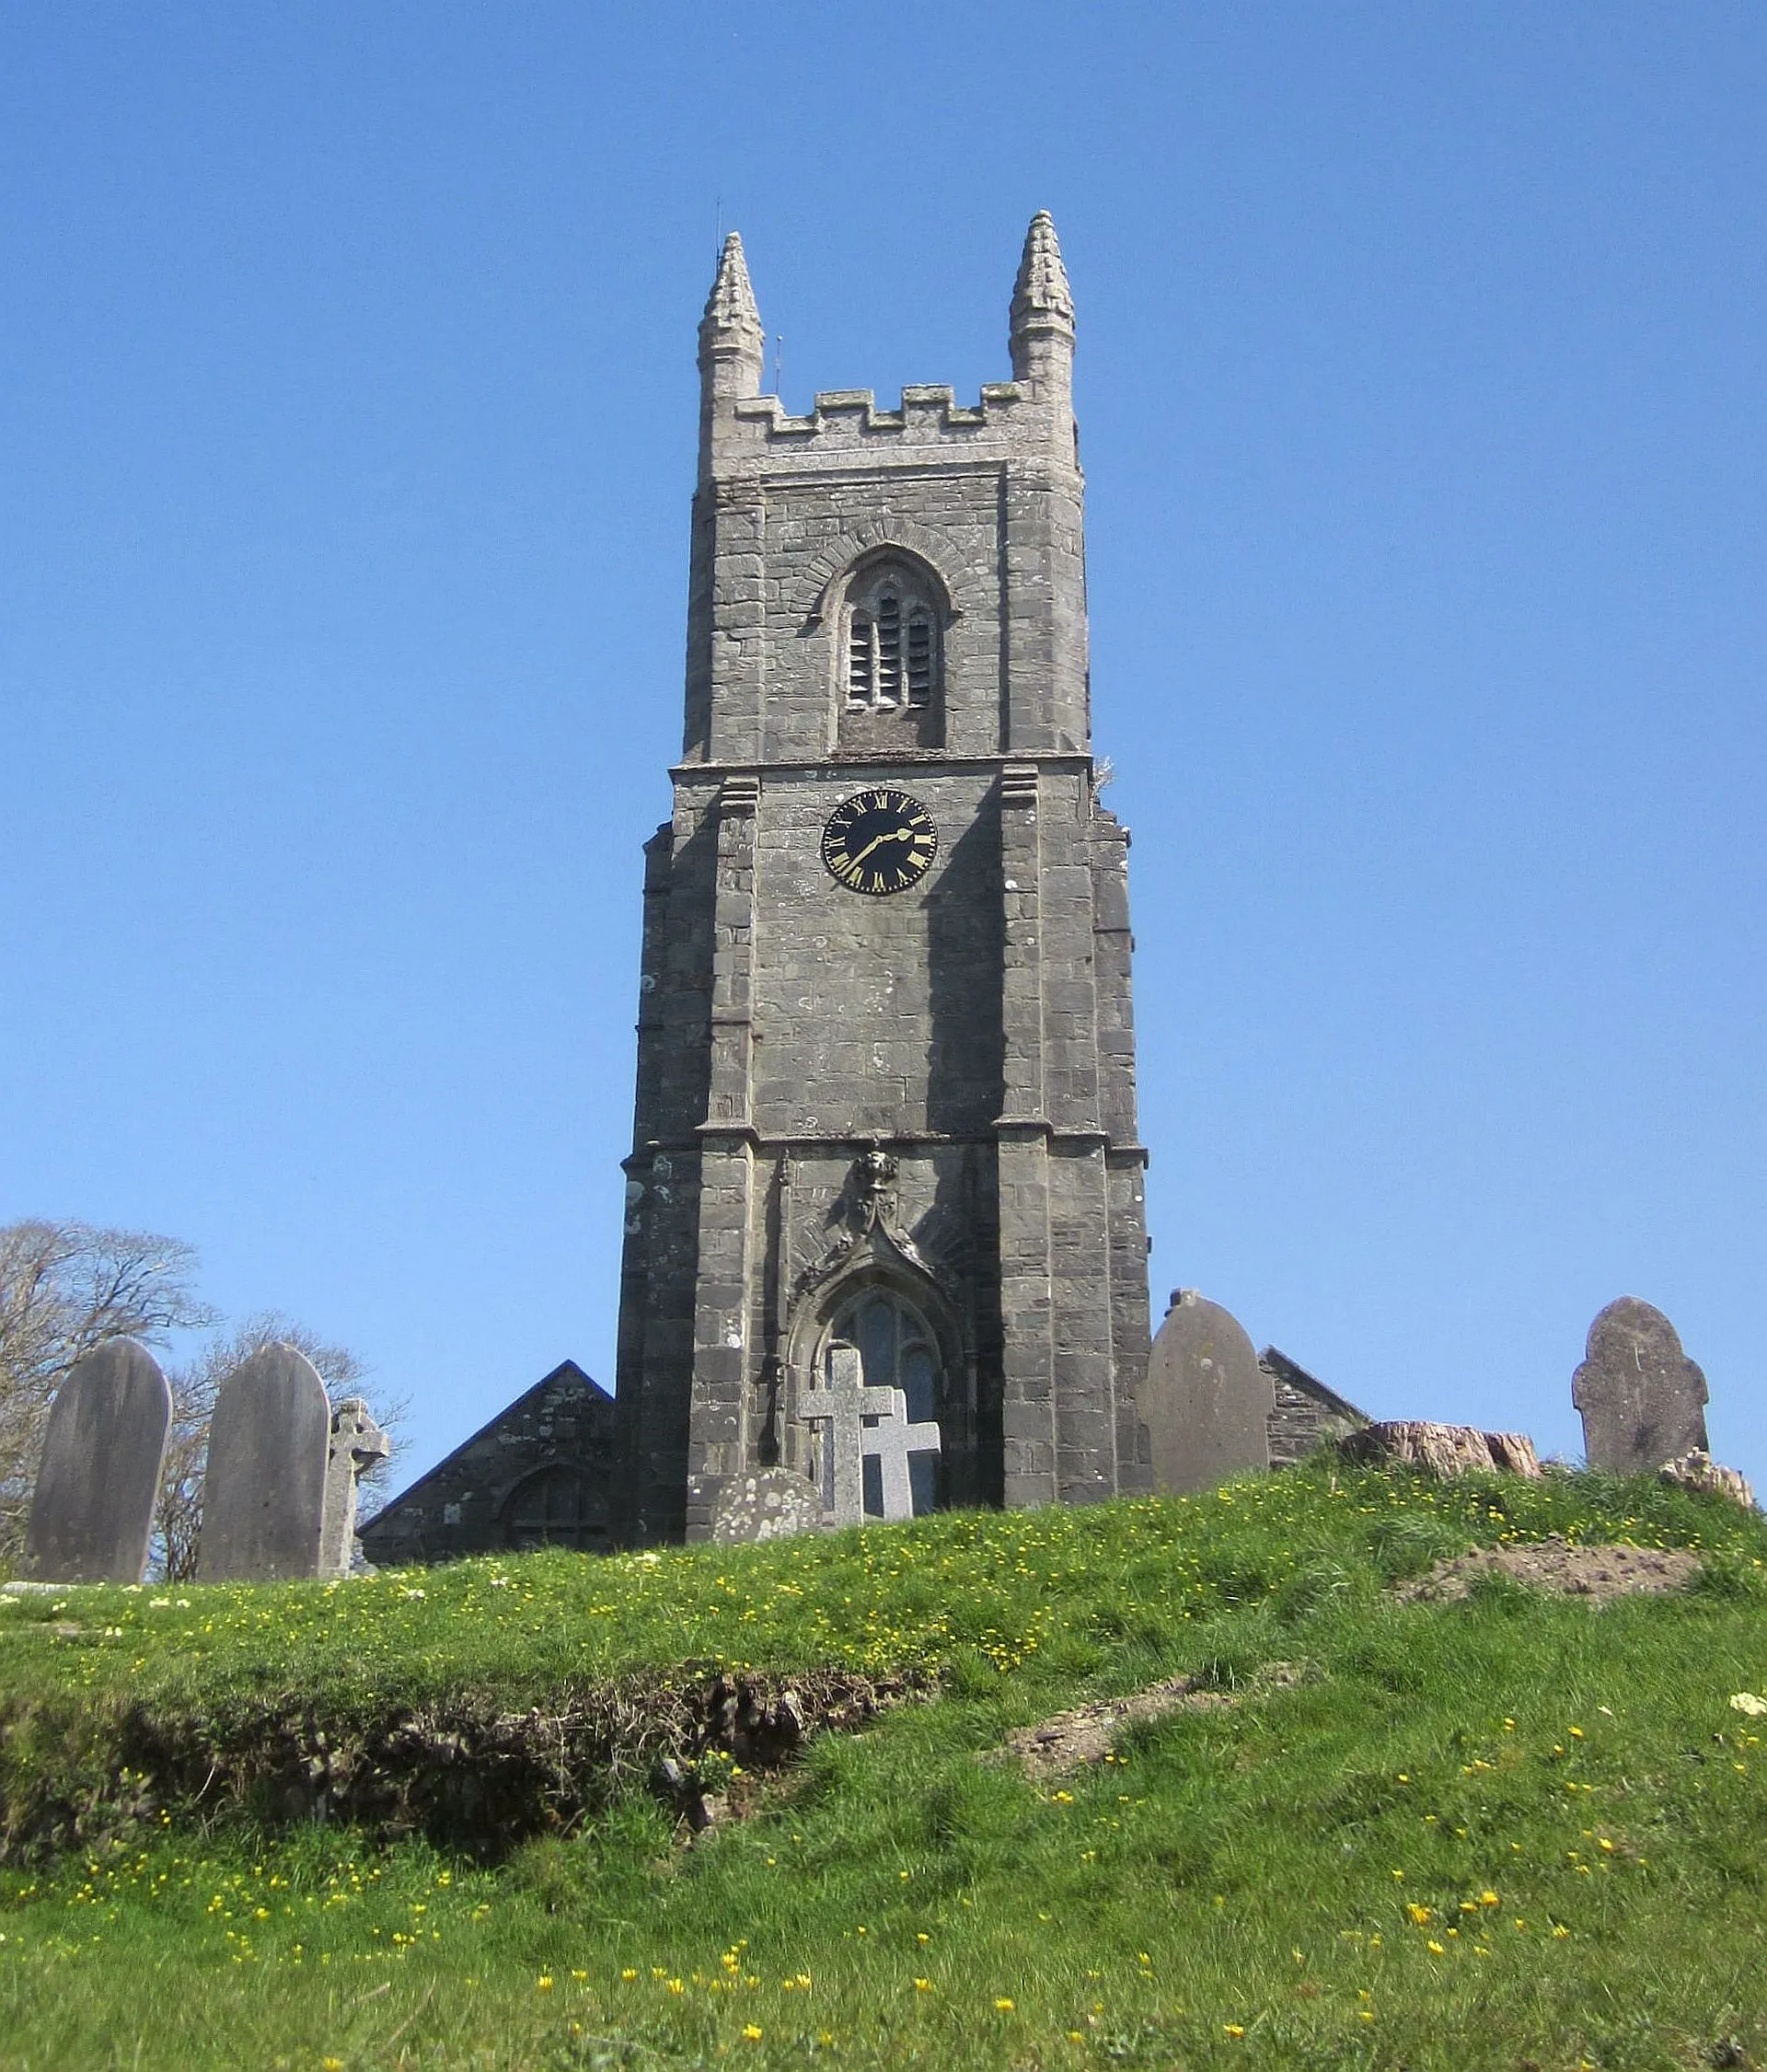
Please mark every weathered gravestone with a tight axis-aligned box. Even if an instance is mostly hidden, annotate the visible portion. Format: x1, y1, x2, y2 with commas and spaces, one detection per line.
319, 1398, 391, 1577
200, 1343, 330, 1580
1573, 1297, 1709, 1474
802, 1345, 942, 1526
710, 1466, 826, 1544
803, 1345, 893, 1527
1138, 1290, 1274, 1495
22, 1338, 172, 1582
861, 1388, 942, 1522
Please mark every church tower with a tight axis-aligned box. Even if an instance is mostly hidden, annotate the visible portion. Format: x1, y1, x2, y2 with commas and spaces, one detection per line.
615, 215, 1151, 1543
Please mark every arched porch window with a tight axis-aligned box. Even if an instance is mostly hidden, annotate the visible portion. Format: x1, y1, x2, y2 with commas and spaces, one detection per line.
501, 1464, 609, 1551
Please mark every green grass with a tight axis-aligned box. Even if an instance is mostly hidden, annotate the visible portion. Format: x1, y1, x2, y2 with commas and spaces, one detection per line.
3, 1462, 1766, 2070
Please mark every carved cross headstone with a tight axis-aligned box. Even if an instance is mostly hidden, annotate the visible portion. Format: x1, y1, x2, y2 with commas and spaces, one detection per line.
318, 1398, 390, 1577
801, 1344, 895, 1527
200, 1344, 331, 1580
1573, 1297, 1710, 1474
1138, 1290, 1274, 1495
23, 1338, 172, 1583
860, 1387, 942, 1522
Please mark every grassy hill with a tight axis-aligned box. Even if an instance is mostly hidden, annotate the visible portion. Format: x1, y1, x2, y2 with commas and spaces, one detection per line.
2, 1460, 1764, 2071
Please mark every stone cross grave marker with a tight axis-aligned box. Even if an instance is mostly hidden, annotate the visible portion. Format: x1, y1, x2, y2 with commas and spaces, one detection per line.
200, 1343, 331, 1580
23, 1338, 172, 1583
803, 1347, 943, 1526
1138, 1290, 1274, 1495
802, 1344, 895, 1527
319, 1398, 391, 1577
1573, 1297, 1710, 1474
860, 1387, 942, 1522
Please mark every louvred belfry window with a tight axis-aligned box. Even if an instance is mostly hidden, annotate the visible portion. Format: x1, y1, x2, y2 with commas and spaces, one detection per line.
849, 612, 874, 696
907, 612, 932, 701
844, 566, 940, 712
876, 594, 903, 700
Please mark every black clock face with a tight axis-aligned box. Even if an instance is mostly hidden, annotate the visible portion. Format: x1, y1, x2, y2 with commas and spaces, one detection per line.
821, 788, 939, 896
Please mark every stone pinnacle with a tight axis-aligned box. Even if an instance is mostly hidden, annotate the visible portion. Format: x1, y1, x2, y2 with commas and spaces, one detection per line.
701, 231, 763, 346
1011, 210, 1075, 338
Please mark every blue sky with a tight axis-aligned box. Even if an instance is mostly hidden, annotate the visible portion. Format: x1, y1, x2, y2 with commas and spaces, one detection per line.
4, 3, 1762, 1490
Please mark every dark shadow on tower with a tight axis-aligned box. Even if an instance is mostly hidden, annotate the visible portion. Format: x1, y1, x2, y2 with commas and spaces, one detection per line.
924, 806, 1005, 1139
924, 805, 1007, 1505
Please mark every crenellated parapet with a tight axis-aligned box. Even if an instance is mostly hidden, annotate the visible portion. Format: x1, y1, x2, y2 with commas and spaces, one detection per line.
728, 381, 1027, 450
699, 215, 1080, 480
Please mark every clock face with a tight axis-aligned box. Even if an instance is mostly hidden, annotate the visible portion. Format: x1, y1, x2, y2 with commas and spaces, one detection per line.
821, 788, 939, 896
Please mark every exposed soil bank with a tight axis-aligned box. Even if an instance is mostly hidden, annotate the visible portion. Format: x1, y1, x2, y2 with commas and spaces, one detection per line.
0, 1666, 930, 1864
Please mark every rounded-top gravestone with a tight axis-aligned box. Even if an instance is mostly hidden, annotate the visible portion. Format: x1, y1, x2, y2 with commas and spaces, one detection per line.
23, 1337, 172, 1583
199, 1344, 330, 1581
1138, 1290, 1273, 1496
1573, 1297, 1709, 1475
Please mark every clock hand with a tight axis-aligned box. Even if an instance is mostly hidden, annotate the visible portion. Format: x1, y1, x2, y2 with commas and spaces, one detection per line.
850, 828, 915, 866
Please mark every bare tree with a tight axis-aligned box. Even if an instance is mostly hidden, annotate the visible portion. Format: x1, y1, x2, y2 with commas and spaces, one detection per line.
157, 1314, 404, 1581
0, 1220, 218, 1559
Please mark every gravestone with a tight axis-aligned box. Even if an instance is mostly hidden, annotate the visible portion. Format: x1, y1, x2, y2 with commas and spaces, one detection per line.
860, 1388, 942, 1522
1573, 1297, 1710, 1474
802, 1345, 896, 1527
200, 1344, 330, 1580
22, 1338, 172, 1582
710, 1466, 826, 1543
1138, 1290, 1273, 1495
318, 1398, 390, 1577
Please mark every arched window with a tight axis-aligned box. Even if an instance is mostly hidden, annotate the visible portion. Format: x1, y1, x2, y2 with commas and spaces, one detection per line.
843, 565, 940, 714
826, 1288, 942, 1518
501, 1464, 609, 1552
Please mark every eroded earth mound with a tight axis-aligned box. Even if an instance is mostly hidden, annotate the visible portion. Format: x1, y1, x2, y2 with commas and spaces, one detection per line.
1395, 1533, 1701, 1605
